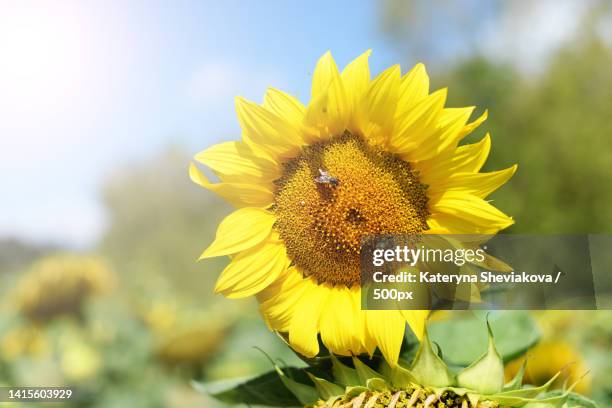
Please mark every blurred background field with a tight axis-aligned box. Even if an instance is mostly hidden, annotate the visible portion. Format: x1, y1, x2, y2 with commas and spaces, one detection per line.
1, 1, 611, 407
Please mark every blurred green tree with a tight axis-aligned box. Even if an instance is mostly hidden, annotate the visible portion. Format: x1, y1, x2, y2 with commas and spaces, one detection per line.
382, 2, 612, 233
99, 147, 230, 300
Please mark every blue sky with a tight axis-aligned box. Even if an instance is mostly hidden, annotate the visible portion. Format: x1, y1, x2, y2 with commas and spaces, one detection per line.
0, 0, 401, 247
0, 0, 594, 247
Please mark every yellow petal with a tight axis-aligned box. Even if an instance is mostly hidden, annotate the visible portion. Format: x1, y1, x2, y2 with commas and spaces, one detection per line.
304, 52, 349, 141
415, 134, 492, 185
389, 88, 447, 155
430, 193, 514, 233
311, 51, 341, 99
288, 284, 329, 357
439, 107, 475, 128
320, 287, 359, 356
430, 212, 511, 234
257, 266, 303, 302
366, 310, 406, 366
258, 268, 310, 332
427, 165, 518, 203
404, 105, 473, 161
303, 75, 349, 141
200, 207, 276, 259
341, 49, 372, 125
457, 109, 488, 140
391, 93, 474, 162
194, 141, 280, 185
263, 88, 306, 132
395, 63, 429, 117
190, 163, 273, 207
452, 134, 492, 173
351, 288, 377, 356
235, 97, 301, 159
400, 310, 428, 340
359, 64, 401, 143
425, 217, 453, 234
215, 234, 289, 298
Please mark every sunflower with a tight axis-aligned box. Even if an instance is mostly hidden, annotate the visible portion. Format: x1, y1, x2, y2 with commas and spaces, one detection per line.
190, 51, 516, 365
145, 302, 231, 369
14, 254, 115, 323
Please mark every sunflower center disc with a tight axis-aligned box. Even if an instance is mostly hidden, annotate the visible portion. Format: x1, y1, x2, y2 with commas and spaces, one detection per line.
274, 131, 429, 287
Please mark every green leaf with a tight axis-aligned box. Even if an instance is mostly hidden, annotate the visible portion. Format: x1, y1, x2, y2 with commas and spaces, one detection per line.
428, 311, 540, 366
410, 327, 455, 387
195, 368, 308, 407
275, 366, 320, 405
456, 320, 504, 394
306, 373, 344, 400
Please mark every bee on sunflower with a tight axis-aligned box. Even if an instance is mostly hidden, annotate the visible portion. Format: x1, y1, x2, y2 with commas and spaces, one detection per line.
191, 51, 597, 408
190, 51, 517, 366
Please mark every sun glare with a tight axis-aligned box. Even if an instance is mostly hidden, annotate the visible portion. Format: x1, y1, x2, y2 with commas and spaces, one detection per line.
0, 3, 87, 110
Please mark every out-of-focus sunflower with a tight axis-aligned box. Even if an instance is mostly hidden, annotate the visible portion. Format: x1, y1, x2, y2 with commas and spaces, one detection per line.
191, 51, 516, 365
1, 326, 48, 361
59, 332, 102, 383
505, 340, 592, 395
14, 254, 115, 323
146, 302, 230, 369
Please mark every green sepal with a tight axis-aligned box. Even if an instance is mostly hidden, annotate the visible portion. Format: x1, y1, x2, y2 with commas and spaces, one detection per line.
274, 366, 319, 405
521, 392, 570, 408
324, 396, 341, 407
495, 371, 560, 398
345, 386, 368, 399
488, 394, 536, 407
490, 375, 581, 408
525, 380, 582, 408
520, 378, 581, 408
503, 360, 527, 391
306, 372, 344, 400
467, 392, 481, 407
433, 386, 470, 397
378, 359, 418, 388
537, 391, 599, 408
456, 320, 504, 394
366, 377, 389, 392
352, 356, 382, 385
428, 311, 540, 365
330, 355, 360, 386
410, 327, 455, 387
389, 364, 418, 388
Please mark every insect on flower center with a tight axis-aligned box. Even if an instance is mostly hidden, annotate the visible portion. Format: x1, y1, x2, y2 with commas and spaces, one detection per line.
273, 131, 429, 287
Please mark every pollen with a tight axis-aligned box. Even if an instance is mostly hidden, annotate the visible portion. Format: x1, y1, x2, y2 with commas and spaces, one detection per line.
274, 131, 429, 287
